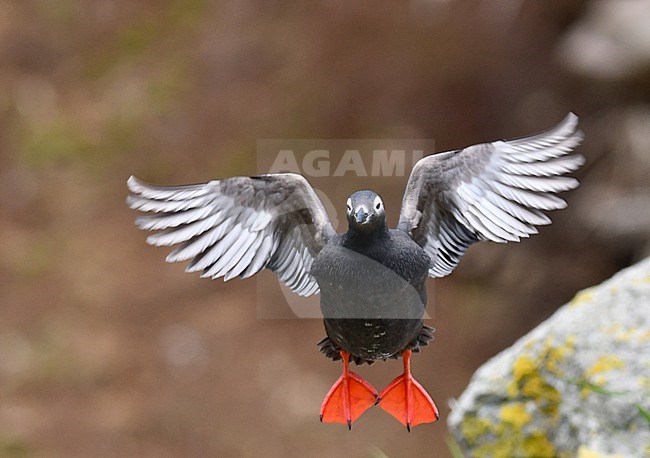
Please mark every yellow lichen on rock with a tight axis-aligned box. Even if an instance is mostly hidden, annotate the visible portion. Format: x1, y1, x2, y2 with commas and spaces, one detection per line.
500, 403, 531, 427
522, 431, 555, 457
603, 323, 647, 342
576, 445, 626, 458
577, 446, 604, 458
468, 422, 556, 458
513, 354, 536, 381
631, 274, 650, 285
542, 337, 573, 375
579, 355, 626, 398
570, 288, 596, 307
508, 347, 562, 408
585, 355, 625, 378
639, 377, 650, 390
460, 415, 493, 444
460, 404, 558, 458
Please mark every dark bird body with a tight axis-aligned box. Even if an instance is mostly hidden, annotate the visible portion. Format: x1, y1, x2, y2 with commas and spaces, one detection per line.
127, 114, 585, 430
313, 228, 433, 364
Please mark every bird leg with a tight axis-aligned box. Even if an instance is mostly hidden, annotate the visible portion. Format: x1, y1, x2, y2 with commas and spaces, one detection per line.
377, 349, 439, 431
320, 351, 378, 429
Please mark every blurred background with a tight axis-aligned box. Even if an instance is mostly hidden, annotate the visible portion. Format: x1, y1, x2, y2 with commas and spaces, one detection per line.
1, 0, 649, 456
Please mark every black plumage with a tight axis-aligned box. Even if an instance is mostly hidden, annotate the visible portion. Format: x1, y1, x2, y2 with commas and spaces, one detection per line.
311, 190, 433, 364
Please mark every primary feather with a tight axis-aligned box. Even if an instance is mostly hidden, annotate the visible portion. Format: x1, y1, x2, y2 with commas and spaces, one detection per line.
397, 113, 584, 277
127, 173, 335, 296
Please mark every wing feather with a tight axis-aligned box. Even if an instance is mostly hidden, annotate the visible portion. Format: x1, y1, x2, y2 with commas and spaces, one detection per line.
128, 173, 334, 296
398, 113, 584, 277
226, 234, 265, 281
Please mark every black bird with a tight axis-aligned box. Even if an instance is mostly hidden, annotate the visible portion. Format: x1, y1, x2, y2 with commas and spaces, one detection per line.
127, 114, 584, 430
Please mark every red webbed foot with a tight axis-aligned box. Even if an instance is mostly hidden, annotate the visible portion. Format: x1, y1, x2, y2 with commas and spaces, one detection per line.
377, 349, 439, 431
320, 351, 378, 429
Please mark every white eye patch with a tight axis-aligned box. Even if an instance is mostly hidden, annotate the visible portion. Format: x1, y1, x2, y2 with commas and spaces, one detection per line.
374, 195, 383, 210
346, 198, 352, 213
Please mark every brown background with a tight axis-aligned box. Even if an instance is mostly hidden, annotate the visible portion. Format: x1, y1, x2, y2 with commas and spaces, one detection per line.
1, 1, 648, 457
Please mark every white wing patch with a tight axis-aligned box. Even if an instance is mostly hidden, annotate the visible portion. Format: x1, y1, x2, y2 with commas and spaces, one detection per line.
398, 113, 584, 278
128, 174, 334, 296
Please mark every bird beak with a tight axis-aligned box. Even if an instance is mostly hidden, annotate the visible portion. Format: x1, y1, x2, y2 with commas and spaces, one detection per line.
354, 207, 370, 224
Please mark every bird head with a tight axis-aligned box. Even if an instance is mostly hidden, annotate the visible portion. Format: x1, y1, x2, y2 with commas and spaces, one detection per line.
346, 190, 386, 233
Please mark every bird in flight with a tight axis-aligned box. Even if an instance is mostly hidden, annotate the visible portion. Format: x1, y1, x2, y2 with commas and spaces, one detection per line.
127, 113, 584, 430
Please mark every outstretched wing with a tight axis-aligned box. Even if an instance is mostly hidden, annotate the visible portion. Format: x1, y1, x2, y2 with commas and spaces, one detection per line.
397, 113, 584, 278
127, 173, 336, 296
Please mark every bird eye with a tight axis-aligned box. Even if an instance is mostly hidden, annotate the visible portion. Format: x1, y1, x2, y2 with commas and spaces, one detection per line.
375, 202, 381, 209
346, 198, 352, 212
374, 196, 382, 210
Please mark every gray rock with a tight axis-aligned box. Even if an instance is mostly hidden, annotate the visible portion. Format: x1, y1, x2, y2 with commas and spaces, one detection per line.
448, 257, 650, 458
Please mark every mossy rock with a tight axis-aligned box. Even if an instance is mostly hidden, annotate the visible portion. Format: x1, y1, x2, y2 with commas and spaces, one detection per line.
448, 257, 650, 458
